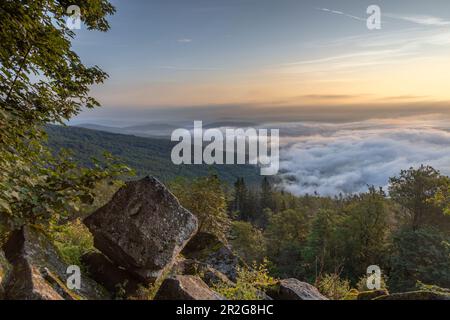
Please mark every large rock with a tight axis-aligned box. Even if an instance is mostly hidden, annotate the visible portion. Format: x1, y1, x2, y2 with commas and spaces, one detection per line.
267, 278, 328, 300
81, 252, 142, 298
172, 258, 234, 287
0, 249, 12, 299
84, 177, 198, 284
181, 232, 241, 281
2, 226, 109, 300
154, 275, 224, 300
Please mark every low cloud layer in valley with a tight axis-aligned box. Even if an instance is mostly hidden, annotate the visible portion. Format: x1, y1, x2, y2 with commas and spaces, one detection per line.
73, 111, 450, 197
272, 116, 450, 195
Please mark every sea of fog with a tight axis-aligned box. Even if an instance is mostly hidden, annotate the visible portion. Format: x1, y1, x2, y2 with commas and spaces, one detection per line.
72, 114, 450, 196
272, 115, 450, 195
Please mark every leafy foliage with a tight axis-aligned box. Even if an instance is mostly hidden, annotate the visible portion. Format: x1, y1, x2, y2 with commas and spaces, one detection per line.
0, 1, 132, 227
315, 273, 352, 300
356, 274, 388, 292
336, 187, 390, 282
50, 219, 94, 267
388, 227, 450, 292
225, 166, 449, 294
213, 261, 276, 300
389, 165, 447, 230
265, 208, 309, 278
170, 174, 231, 241
230, 221, 266, 264
432, 178, 450, 216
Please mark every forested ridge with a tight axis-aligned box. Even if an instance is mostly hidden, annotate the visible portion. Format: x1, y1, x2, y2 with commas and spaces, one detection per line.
45, 124, 262, 185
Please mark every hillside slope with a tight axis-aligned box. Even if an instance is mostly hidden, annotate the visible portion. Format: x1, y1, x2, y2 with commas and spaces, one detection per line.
45, 125, 262, 185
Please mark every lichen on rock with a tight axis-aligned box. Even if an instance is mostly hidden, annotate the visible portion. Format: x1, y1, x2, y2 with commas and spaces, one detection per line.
84, 176, 198, 285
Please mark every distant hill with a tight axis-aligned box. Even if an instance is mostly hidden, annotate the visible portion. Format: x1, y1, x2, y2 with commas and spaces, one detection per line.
75, 120, 261, 138
45, 125, 262, 186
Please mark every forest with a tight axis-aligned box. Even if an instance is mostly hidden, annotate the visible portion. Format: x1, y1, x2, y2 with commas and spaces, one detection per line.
168, 167, 450, 298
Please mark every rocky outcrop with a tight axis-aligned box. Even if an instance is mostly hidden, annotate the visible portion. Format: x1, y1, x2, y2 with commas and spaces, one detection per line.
81, 252, 142, 297
0, 250, 12, 299
154, 275, 224, 300
181, 232, 241, 281
2, 226, 108, 300
357, 289, 389, 300
374, 291, 450, 300
266, 278, 328, 300
84, 176, 198, 284
172, 258, 234, 287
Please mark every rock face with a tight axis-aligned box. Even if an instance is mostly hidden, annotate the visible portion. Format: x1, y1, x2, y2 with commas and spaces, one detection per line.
0, 250, 12, 299
84, 176, 198, 284
267, 278, 328, 300
2, 226, 108, 300
181, 232, 241, 281
172, 258, 234, 287
154, 275, 224, 300
81, 252, 142, 297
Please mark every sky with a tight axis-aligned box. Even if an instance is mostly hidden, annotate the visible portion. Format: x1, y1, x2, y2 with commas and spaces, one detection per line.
70, 1, 450, 195
72, 0, 450, 124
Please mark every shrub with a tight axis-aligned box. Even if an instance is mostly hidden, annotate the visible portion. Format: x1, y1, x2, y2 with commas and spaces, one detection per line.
316, 273, 352, 300
230, 221, 266, 264
50, 219, 94, 267
356, 274, 388, 292
214, 260, 276, 300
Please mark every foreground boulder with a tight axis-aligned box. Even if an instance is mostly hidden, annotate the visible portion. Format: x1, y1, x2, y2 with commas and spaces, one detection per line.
84, 177, 198, 284
0, 250, 12, 299
2, 226, 108, 300
154, 275, 224, 300
267, 278, 328, 300
81, 252, 142, 298
181, 232, 241, 281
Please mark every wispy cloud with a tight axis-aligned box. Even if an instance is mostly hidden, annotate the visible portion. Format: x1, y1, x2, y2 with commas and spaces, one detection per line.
177, 38, 192, 43
316, 7, 364, 22
386, 13, 450, 26
152, 65, 222, 71
301, 94, 361, 100
276, 48, 414, 75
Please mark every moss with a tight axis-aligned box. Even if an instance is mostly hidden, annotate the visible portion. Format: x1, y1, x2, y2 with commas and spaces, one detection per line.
129, 265, 174, 300
374, 290, 450, 300
357, 289, 389, 300
343, 289, 360, 300
42, 268, 84, 300
49, 219, 95, 268
0, 250, 11, 285
191, 242, 224, 261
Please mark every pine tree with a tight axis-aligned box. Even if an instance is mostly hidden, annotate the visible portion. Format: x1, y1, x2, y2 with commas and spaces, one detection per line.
260, 177, 275, 212
232, 178, 248, 220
